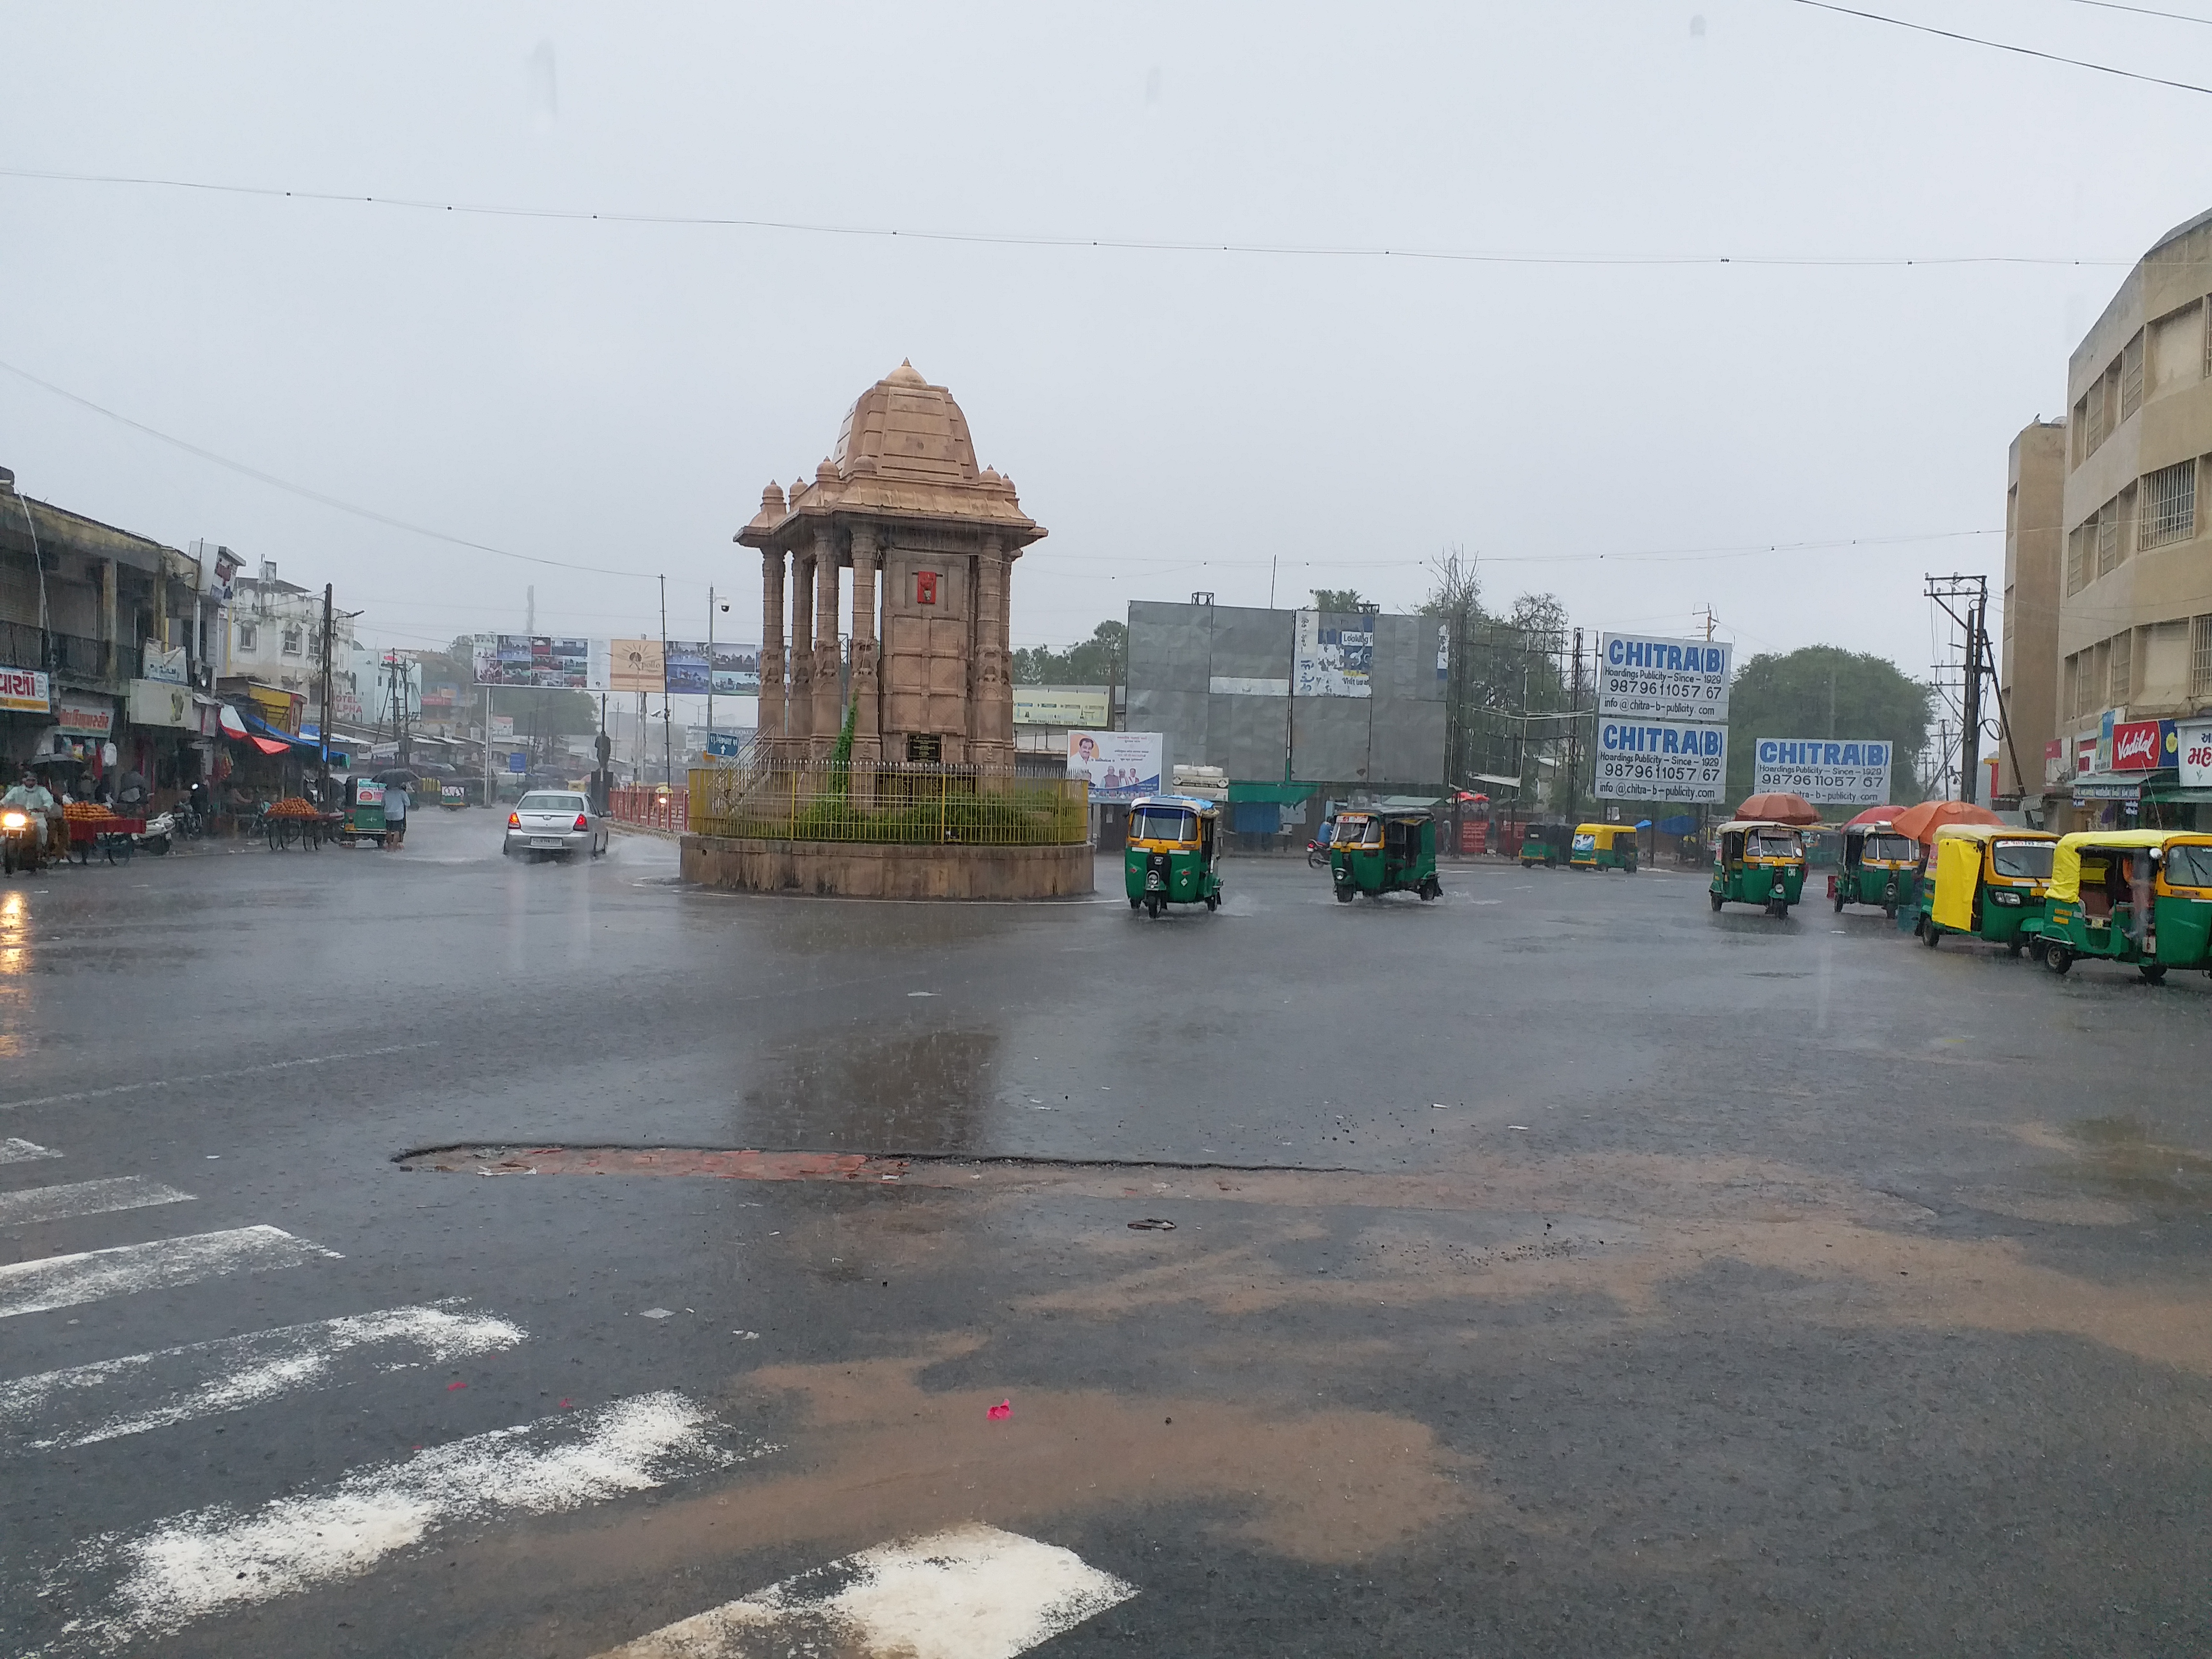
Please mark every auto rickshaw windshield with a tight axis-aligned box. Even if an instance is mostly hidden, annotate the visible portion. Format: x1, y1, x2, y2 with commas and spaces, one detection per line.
2165, 842, 2212, 889
1129, 805, 1197, 844
1864, 833, 1916, 863
1749, 829, 1802, 859
1991, 840, 2055, 881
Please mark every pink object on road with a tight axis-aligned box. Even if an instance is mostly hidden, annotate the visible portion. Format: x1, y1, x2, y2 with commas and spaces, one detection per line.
987, 1399, 1012, 1420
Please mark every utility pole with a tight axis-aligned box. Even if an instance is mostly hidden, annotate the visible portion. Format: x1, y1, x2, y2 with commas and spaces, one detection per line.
1566, 625, 1585, 820
1926, 575, 1992, 803
658, 574, 672, 788
318, 583, 333, 786
706, 585, 716, 757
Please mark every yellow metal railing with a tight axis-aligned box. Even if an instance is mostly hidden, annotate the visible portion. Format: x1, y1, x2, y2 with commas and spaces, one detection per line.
688, 761, 1088, 846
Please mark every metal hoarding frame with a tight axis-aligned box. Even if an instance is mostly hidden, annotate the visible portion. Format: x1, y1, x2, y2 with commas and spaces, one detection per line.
470, 635, 606, 690
1067, 731, 1162, 801
1596, 633, 1732, 723
2179, 721, 2212, 791
1593, 719, 1728, 804
1750, 738, 1895, 806
1292, 610, 1373, 699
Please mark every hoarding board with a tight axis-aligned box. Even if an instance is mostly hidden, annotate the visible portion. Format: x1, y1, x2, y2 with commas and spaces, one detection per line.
2044, 738, 2066, 785
1293, 611, 1373, 698
711, 645, 759, 694
0, 665, 50, 714
58, 696, 116, 737
607, 638, 665, 695
126, 679, 198, 731
2111, 719, 2175, 771
1014, 686, 1110, 727
1751, 738, 1893, 805
1594, 720, 1727, 803
1067, 731, 1162, 801
2179, 721, 2212, 790
471, 635, 605, 689
1596, 634, 1731, 722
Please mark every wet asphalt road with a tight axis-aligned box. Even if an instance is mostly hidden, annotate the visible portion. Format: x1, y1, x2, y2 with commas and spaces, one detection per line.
4, 809, 2212, 1656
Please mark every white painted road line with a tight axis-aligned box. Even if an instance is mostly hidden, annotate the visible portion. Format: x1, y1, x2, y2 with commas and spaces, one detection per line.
0, 1226, 337, 1320
43, 1392, 772, 1654
0, 1137, 61, 1165
0, 1176, 194, 1229
0, 1302, 528, 1452
0, 1040, 436, 1111
594, 1523, 1138, 1659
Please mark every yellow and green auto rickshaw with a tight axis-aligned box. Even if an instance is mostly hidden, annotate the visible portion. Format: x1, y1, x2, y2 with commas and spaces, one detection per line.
1709, 820, 1808, 917
1912, 824, 2058, 954
1330, 810, 1442, 902
2036, 829, 2212, 981
337, 777, 388, 848
1569, 823, 1639, 874
1124, 793, 1223, 918
1518, 822, 1573, 869
1832, 821, 1921, 916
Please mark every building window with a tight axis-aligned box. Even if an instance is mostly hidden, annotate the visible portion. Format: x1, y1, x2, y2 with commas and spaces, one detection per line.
2140, 459, 2198, 550
2111, 630, 2132, 704
2085, 380, 2106, 456
2192, 615, 2212, 697
2071, 396, 2089, 467
2205, 300, 2212, 381
307, 631, 322, 661
281, 627, 303, 656
2103, 360, 2123, 445
2121, 330, 2144, 421
2063, 653, 2079, 720
237, 622, 258, 652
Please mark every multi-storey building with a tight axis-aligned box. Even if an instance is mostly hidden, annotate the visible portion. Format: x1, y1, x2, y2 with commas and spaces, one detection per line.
2026, 208, 2212, 828
1999, 419, 2067, 803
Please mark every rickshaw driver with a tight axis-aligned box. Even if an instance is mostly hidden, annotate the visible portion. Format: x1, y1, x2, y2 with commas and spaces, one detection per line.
2, 768, 60, 854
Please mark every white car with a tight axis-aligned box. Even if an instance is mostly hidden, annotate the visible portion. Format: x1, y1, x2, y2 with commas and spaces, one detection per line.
502, 791, 608, 859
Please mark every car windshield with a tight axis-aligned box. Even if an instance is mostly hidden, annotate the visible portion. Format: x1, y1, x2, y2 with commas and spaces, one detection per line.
1991, 840, 2055, 880
1750, 830, 1801, 858
518, 793, 586, 814
1130, 805, 1196, 843
1865, 834, 1916, 863
2163, 843, 2212, 889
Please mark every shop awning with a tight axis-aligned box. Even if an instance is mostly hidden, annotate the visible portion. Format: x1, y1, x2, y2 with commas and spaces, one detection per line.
231, 708, 349, 765
2072, 769, 2175, 802
249, 735, 290, 756
2142, 785, 2212, 805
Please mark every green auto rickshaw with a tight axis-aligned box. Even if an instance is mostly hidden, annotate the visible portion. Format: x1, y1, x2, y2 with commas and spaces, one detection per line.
1125, 793, 1224, 918
337, 778, 388, 848
2036, 829, 2212, 981
1518, 822, 1573, 869
1329, 810, 1442, 902
1832, 821, 1921, 916
1709, 819, 1808, 917
1569, 822, 1638, 873
1913, 823, 2058, 954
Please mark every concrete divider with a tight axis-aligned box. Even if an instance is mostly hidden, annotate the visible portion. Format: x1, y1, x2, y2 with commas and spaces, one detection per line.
680, 834, 1093, 899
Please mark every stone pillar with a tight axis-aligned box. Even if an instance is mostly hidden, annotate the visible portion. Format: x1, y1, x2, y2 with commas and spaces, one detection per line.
759, 548, 787, 752
974, 537, 1013, 768
811, 529, 842, 758
849, 527, 882, 768
789, 550, 815, 748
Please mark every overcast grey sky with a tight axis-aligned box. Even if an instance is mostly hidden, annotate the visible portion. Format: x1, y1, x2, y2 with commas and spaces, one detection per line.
2, 1, 2206, 688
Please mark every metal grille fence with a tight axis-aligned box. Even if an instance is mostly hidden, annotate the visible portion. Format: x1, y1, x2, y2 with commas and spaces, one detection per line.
607, 785, 687, 831
2140, 459, 2197, 552
688, 760, 1088, 845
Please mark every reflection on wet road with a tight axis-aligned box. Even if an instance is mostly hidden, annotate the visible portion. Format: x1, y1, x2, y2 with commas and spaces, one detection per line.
4, 814, 2212, 1655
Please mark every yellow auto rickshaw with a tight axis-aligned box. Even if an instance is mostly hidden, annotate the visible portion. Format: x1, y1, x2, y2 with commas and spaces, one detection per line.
1569, 823, 1638, 873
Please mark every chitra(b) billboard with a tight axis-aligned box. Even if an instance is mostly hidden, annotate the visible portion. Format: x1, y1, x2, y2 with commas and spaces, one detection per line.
1752, 739, 1892, 805
1597, 634, 1731, 723
1594, 720, 1728, 803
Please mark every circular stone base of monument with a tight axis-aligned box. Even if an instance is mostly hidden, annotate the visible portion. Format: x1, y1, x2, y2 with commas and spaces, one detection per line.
680, 835, 1094, 900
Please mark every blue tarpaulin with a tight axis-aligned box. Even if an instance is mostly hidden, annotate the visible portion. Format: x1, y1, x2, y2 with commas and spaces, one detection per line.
1655, 814, 1697, 835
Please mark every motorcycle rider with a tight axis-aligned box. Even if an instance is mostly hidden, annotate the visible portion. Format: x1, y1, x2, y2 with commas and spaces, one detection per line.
2, 767, 60, 856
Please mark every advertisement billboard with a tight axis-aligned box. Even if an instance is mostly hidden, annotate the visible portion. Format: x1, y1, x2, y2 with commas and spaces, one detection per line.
1594, 720, 1727, 803
2180, 721, 2212, 790
1293, 611, 1373, 698
0, 664, 50, 714
1067, 731, 1162, 801
2110, 719, 2175, 771
1013, 687, 1110, 727
607, 638, 665, 695
711, 644, 760, 694
471, 635, 604, 689
1751, 738, 1894, 805
1596, 634, 1732, 722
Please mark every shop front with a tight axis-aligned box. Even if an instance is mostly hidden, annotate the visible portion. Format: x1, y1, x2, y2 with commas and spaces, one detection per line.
0, 663, 55, 766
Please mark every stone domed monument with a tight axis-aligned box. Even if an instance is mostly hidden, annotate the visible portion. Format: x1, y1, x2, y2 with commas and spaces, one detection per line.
738, 361, 1046, 767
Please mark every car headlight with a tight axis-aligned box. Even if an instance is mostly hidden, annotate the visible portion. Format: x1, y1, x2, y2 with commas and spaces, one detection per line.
1991, 890, 2022, 906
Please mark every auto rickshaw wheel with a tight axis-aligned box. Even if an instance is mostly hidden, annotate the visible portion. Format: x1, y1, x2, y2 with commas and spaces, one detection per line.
1922, 920, 1940, 948
1204, 893, 1220, 912
1145, 895, 1162, 919
2044, 946, 2073, 976
2140, 964, 2167, 985
1709, 891, 1723, 912
1334, 886, 1354, 903
2006, 940, 2023, 959
1128, 896, 1140, 910
1833, 891, 1845, 913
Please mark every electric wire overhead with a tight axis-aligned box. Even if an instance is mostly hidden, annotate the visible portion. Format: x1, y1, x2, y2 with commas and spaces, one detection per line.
1786, 0, 2212, 94
0, 165, 2132, 268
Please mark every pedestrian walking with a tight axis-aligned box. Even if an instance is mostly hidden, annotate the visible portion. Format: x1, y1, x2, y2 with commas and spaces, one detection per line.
385, 782, 409, 846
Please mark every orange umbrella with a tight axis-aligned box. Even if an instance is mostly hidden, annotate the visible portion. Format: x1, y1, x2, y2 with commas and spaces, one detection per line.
1891, 798, 2002, 844
1732, 791, 1822, 825
1843, 805, 1908, 828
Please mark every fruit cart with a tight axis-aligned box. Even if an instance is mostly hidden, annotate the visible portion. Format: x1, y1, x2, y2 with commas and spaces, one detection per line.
63, 802, 143, 865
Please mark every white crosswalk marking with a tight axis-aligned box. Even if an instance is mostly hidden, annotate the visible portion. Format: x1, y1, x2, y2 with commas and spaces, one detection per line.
593, 1524, 1138, 1659
0, 1302, 528, 1452
0, 1137, 61, 1165
0, 1176, 193, 1229
0, 1225, 337, 1319
45, 1392, 775, 1652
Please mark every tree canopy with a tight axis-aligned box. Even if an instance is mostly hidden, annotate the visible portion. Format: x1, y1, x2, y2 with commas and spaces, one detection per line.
1310, 589, 1371, 614
1724, 646, 1932, 803
1012, 620, 1127, 686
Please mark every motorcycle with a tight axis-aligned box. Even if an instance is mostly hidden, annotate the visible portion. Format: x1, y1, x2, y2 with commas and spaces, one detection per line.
136, 811, 177, 856
1, 807, 44, 876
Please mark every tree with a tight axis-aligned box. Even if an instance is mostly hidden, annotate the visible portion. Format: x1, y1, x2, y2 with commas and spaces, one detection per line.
1012, 621, 1126, 686
1724, 646, 1933, 803
1310, 589, 1371, 614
